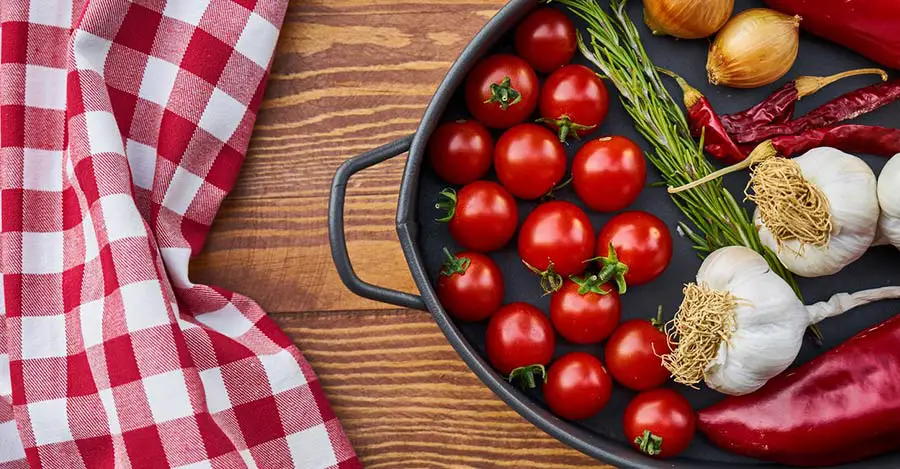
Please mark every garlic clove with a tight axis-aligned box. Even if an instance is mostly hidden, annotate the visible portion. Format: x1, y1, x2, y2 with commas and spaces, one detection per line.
707, 8, 801, 89
644, 0, 734, 40
877, 154, 900, 250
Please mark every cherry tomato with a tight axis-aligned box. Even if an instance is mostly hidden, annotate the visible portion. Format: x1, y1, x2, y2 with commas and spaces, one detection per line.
514, 7, 577, 73
437, 181, 518, 253
486, 303, 555, 387
550, 278, 620, 344
539, 64, 609, 142
606, 313, 672, 391
465, 54, 539, 129
494, 124, 567, 200
519, 201, 595, 288
597, 211, 672, 286
544, 352, 613, 420
573, 136, 647, 212
437, 249, 504, 322
428, 120, 493, 185
623, 389, 696, 459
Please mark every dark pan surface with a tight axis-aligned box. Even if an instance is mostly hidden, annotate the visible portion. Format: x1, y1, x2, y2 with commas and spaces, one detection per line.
398, 0, 900, 466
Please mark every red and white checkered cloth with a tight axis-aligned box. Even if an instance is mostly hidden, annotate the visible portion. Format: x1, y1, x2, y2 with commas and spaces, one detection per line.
0, 1, 360, 467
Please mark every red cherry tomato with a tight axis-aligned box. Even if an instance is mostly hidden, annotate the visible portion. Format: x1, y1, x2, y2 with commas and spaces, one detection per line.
438, 181, 518, 253
485, 303, 555, 386
573, 136, 647, 212
519, 201, 596, 285
606, 314, 672, 391
465, 54, 539, 129
494, 124, 567, 200
544, 352, 613, 420
550, 278, 620, 344
514, 7, 577, 73
624, 389, 696, 459
597, 211, 672, 286
437, 249, 504, 322
539, 64, 610, 142
428, 120, 494, 185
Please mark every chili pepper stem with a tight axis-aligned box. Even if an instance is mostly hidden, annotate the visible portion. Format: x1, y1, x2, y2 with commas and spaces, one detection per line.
795, 68, 888, 100
657, 67, 703, 108
668, 140, 777, 194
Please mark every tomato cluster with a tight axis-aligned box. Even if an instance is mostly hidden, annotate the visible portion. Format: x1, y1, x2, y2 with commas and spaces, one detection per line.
429, 7, 694, 459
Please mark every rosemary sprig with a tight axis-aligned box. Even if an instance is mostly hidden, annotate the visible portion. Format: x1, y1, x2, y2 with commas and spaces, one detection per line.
556, 0, 804, 302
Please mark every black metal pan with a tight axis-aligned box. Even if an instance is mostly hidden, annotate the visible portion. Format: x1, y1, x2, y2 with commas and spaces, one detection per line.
328, 0, 900, 466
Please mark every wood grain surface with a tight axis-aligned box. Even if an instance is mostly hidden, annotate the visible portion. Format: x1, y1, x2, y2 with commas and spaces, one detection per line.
191, 0, 611, 467
275, 310, 600, 468
191, 0, 506, 313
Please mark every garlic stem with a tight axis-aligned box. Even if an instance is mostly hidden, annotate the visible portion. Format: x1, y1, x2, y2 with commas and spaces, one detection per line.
668, 140, 777, 194
806, 286, 900, 324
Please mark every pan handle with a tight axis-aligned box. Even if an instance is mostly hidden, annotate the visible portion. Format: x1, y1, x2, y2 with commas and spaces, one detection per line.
328, 135, 426, 310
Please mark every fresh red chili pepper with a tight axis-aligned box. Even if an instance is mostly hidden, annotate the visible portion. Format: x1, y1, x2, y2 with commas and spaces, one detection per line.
699, 313, 900, 466
736, 78, 900, 144
765, 0, 900, 69
663, 71, 744, 164
720, 68, 887, 135
742, 125, 900, 160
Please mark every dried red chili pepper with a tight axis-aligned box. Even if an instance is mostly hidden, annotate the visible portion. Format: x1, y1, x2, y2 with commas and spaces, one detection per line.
719, 82, 796, 133
699, 313, 900, 466
670, 125, 900, 194
751, 125, 900, 158
662, 70, 744, 164
735, 77, 900, 144
720, 68, 887, 135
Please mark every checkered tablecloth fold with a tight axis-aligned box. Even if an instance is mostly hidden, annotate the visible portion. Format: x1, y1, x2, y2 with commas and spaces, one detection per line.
0, 1, 360, 467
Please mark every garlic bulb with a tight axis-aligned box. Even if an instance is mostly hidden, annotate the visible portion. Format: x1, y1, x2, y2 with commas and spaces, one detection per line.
644, 0, 734, 39
662, 246, 900, 396
877, 154, 900, 249
754, 147, 879, 277
707, 9, 800, 88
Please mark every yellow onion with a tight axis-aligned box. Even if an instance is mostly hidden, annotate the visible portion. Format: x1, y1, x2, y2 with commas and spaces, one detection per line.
707, 9, 801, 88
644, 0, 734, 39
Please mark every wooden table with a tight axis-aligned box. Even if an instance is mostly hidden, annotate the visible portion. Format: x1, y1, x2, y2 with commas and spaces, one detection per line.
191, 1, 608, 467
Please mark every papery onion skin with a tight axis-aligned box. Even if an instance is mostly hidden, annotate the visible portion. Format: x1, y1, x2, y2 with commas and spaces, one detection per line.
644, 0, 734, 39
707, 9, 801, 89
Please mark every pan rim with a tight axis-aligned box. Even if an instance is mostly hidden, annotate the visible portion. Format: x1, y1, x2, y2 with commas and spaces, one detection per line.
394, 1, 781, 467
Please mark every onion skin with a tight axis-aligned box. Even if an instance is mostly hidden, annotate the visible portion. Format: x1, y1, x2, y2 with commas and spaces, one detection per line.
644, 0, 734, 39
707, 9, 801, 89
